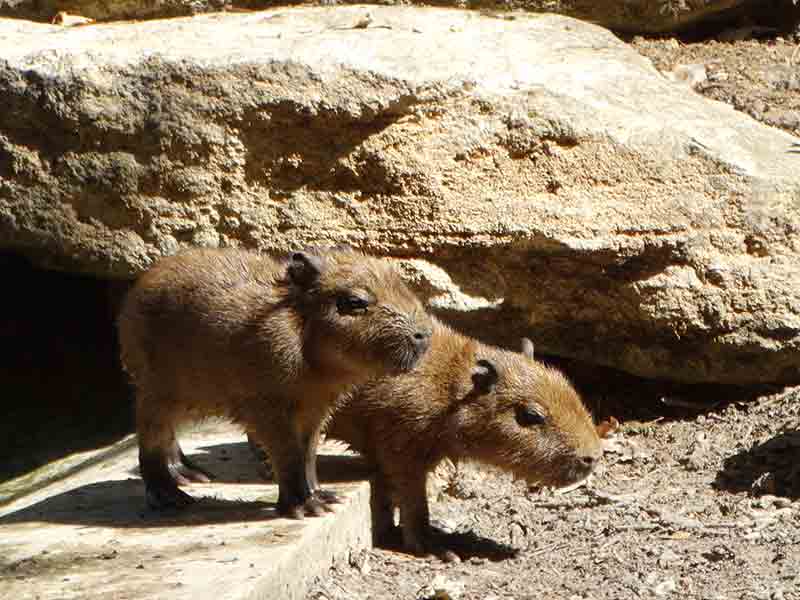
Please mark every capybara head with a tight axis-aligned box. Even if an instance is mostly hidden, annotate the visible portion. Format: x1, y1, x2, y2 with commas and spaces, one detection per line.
447, 339, 601, 487
286, 248, 433, 378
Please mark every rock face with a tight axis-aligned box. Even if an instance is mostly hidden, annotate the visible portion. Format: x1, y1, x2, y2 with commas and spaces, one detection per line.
1, 7, 799, 385
1, 0, 792, 33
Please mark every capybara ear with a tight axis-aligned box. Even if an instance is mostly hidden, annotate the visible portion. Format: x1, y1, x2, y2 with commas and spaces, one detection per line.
520, 338, 535, 359
471, 359, 498, 393
287, 252, 324, 288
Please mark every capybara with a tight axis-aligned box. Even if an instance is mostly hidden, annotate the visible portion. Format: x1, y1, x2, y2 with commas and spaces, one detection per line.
118, 247, 433, 518
326, 319, 602, 554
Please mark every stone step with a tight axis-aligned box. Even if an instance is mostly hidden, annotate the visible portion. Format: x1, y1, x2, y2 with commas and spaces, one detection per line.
0, 423, 372, 600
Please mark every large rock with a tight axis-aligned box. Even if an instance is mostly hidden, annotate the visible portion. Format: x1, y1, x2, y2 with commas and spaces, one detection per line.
1, 7, 798, 385
1, 0, 794, 34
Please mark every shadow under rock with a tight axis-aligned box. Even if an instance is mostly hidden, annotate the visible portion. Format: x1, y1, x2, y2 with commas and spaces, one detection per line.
714, 429, 800, 499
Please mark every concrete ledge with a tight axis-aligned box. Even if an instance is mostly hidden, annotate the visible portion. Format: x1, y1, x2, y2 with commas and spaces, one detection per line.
0, 423, 372, 600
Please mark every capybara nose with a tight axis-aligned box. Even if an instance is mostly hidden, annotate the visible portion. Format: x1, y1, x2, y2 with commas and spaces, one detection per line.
412, 328, 432, 354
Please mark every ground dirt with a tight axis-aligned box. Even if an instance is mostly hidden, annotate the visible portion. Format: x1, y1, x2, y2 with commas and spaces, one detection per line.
305, 32, 800, 600
307, 384, 800, 600
630, 31, 800, 137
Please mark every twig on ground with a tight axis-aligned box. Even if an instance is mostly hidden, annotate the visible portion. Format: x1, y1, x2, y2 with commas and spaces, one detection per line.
529, 542, 568, 557
553, 476, 591, 495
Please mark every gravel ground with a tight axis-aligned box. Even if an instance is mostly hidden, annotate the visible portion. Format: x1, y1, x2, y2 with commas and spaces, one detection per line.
631, 32, 800, 138
307, 385, 800, 600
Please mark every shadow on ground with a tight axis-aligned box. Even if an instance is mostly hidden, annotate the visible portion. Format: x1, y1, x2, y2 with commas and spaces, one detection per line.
176, 441, 373, 485
1, 442, 370, 528
0, 478, 279, 527
379, 524, 518, 562
714, 429, 800, 499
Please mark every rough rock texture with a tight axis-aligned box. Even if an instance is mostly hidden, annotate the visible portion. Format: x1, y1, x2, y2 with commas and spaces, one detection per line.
0, 0, 793, 34
1, 7, 799, 385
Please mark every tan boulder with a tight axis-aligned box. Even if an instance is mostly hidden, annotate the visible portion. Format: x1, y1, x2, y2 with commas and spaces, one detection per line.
1, 7, 798, 384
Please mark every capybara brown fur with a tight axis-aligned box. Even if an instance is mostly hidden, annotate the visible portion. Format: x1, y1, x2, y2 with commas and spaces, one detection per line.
118, 247, 433, 518
325, 319, 602, 555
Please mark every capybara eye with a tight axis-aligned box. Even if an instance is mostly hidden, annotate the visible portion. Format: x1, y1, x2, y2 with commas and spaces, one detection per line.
515, 405, 545, 427
336, 294, 370, 315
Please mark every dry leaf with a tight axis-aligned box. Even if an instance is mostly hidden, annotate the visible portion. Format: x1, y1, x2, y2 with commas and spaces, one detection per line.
596, 416, 620, 439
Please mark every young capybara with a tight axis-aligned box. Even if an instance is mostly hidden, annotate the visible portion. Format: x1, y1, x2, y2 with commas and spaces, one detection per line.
325, 318, 602, 555
117, 247, 433, 518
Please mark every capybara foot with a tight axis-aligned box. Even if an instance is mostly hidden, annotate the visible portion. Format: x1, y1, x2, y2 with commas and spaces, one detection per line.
399, 525, 462, 561
405, 535, 460, 563
314, 488, 344, 505
145, 483, 196, 510
168, 463, 211, 485
140, 448, 199, 509
170, 453, 213, 484
278, 495, 330, 519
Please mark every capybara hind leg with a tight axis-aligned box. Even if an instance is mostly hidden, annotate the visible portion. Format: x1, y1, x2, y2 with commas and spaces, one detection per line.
370, 472, 396, 543
160, 442, 213, 484
139, 447, 196, 509
277, 456, 327, 519
137, 399, 196, 509
176, 448, 213, 483
397, 475, 433, 556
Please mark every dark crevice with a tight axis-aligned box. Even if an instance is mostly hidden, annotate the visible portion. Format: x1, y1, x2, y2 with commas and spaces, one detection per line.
0, 253, 134, 484
615, 0, 800, 41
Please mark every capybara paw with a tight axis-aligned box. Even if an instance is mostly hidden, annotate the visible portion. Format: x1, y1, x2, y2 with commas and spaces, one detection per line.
402, 528, 461, 561
314, 488, 344, 505
403, 535, 430, 557
303, 496, 329, 517
405, 539, 459, 562
438, 549, 461, 563
278, 496, 328, 519
278, 503, 305, 520
145, 484, 195, 510
172, 462, 212, 484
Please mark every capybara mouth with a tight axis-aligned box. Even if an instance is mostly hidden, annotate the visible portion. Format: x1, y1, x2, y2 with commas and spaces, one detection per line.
521, 462, 594, 489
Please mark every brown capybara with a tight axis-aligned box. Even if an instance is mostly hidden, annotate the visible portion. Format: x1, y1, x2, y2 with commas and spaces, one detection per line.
325, 318, 602, 555
117, 247, 433, 518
